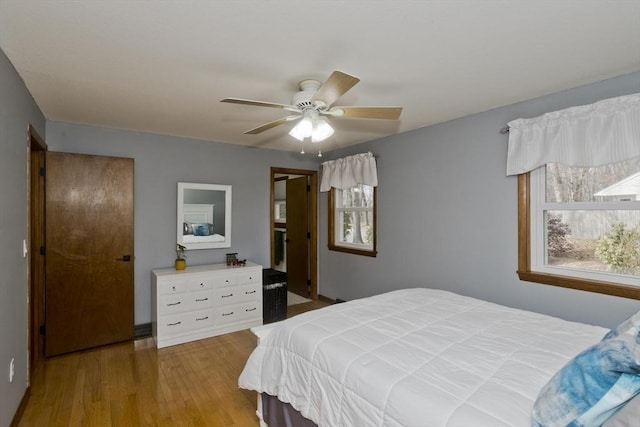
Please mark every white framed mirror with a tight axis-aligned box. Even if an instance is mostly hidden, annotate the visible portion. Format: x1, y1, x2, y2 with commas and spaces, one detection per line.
177, 182, 232, 250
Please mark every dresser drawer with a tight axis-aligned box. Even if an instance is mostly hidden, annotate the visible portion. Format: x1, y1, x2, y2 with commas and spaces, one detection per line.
161, 290, 213, 315
212, 274, 236, 288
188, 290, 214, 311
159, 279, 188, 295
236, 270, 261, 285
213, 283, 259, 305
157, 312, 190, 335
186, 308, 215, 331
215, 301, 261, 326
159, 294, 189, 315
237, 283, 260, 302
187, 275, 214, 292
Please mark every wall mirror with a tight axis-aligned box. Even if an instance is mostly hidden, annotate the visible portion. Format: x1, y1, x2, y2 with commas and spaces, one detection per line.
177, 182, 232, 250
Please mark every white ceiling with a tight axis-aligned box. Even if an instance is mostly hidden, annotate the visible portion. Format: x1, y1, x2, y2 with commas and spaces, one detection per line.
1, 1, 639, 153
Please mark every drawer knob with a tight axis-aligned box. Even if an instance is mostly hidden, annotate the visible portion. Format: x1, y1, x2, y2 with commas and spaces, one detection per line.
196, 298, 209, 302
171, 286, 176, 291
167, 321, 181, 326
222, 311, 234, 316
246, 307, 257, 312
199, 283, 204, 287
196, 316, 209, 321
167, 301, 181, 306
245, 290, 256, 295
221, 293, 233, 298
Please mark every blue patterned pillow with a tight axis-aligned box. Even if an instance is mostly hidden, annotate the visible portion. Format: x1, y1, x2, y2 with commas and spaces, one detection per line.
192, 223, 210, 236
531, 311, 640, 427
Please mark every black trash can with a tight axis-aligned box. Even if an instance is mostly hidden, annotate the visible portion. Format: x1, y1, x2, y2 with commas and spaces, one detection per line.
263, 269, 287, 323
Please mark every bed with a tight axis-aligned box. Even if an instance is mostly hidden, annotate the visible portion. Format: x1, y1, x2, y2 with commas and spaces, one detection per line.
239, 288, 640, 426
182, 203, 225, 243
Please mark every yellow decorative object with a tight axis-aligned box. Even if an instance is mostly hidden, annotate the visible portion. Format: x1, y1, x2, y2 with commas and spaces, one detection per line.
175, 243, 187, 270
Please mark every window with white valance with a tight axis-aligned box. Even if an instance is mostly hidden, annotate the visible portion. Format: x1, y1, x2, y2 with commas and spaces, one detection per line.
320, 151, 378, 192
506, 93, 640, 175
508, 93, 640, 299
322, 152, 378, 257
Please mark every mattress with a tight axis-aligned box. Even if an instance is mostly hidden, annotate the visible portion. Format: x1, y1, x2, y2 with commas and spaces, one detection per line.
239, 288, 607, 427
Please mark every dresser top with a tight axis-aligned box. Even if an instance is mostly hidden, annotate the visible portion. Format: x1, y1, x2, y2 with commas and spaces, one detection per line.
152, 261, 262, 277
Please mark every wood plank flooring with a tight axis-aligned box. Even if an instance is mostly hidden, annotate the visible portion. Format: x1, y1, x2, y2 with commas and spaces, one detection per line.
18, 300, 330, 427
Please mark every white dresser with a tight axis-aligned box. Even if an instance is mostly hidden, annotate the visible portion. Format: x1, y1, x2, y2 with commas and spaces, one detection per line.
151, 262, 263, 348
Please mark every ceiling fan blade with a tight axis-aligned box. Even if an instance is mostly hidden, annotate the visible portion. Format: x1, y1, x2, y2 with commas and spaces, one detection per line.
330, 106, 403, 120
311, 71, 360, 108
221, 97, 298, 111
244, 115, 300, 135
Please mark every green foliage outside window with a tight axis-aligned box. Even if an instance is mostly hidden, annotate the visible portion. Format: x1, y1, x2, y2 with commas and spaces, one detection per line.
546, 213, 573, 257
595, 222, 640, 274
342, 211, 353, 242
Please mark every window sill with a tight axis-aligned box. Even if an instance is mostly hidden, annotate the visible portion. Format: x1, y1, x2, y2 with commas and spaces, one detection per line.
517, 270, 640, 300
328, 244, 377, 257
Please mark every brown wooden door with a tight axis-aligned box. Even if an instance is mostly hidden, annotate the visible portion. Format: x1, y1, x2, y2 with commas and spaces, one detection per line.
45, 152, 134, 356
286, 176, 309, 297
29, 128, 47, 367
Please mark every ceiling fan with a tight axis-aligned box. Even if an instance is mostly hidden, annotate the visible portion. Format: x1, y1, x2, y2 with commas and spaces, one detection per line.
221, 71, 402, 145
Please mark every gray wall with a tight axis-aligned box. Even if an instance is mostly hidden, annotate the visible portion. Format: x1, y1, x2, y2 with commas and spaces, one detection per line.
0, 49, 46, 427
319, 72, 640, 329
45, 122, 319, 325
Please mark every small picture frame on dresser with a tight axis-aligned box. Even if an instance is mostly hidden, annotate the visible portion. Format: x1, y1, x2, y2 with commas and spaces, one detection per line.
226, 252, 238, 266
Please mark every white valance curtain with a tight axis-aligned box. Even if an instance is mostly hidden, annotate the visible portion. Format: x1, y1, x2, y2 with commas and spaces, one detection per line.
320, 152, 377, 192
506, 93, 640, 176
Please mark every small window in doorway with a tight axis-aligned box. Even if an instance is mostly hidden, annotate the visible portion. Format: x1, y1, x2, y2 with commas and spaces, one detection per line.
274, 200, 286, 222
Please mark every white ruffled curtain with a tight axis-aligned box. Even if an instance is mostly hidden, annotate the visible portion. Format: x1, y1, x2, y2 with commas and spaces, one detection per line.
320, 152, 377, 192
506, 93, 640, 176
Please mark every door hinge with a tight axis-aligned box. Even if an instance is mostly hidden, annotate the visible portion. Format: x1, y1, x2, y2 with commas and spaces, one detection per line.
39, 167, 45, 177
39, 246, 45, 255
306, 232, 311, 239
307, 279, 311, 285
306, 184, 311, 191
39, 325, 45, 335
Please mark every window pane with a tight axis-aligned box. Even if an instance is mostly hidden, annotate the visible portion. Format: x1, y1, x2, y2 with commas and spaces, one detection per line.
545, 210, 640, 276
339, 210, 374, 245
339, 185, 374, 208
545, 157, 640, 203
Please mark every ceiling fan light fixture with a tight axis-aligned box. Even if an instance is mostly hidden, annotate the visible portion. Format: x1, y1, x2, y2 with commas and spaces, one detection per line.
289, 109, 334, 143
311, 116, 334, 143
288, 110, 313, 141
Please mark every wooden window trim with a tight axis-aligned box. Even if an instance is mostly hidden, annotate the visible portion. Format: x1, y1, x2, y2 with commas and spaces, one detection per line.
328, 187, 377, 257
517, 173, 640, 300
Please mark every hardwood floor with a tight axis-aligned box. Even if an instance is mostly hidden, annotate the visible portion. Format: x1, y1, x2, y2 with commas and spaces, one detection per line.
18, 300, 330, 426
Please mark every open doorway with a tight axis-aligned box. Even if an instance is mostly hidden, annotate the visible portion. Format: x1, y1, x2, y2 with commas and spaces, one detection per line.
28, 125, 46, 371
270, 167, 318, 300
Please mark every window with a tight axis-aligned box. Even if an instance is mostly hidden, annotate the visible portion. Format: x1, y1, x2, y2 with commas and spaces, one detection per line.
329, 184, 377, 257
274, 200, 286, 222
518, 157, 640, 298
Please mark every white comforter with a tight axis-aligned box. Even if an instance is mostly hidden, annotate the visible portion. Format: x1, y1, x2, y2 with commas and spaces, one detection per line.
239, 288, 607, 426
181, 233, 225, 243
